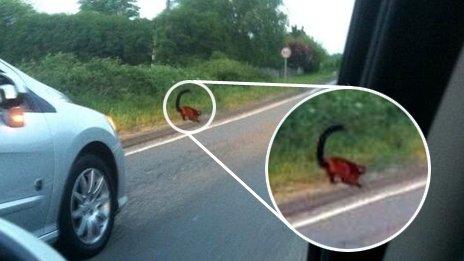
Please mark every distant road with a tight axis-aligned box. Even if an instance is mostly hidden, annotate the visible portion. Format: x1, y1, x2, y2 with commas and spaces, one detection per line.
90, 91, 314, 260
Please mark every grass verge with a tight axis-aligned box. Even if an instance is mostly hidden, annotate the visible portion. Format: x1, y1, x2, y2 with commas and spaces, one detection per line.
268, 89, 427, 197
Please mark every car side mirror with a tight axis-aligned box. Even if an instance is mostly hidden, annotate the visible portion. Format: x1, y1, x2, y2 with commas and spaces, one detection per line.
0, 89, 4, 105
0, 84, 18, 107
0, 84, 24, 128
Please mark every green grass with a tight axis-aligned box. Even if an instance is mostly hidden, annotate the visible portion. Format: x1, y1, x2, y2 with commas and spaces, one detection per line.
166, 85, 291, 122
92, 70, 333, 134
18, 53, 335, 133
151, 69, 336, 132
268, 90, 427, 197
113, 70, 333, 133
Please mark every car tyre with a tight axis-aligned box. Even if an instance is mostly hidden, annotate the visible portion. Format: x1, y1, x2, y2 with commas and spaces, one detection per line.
56, 154, 116, 259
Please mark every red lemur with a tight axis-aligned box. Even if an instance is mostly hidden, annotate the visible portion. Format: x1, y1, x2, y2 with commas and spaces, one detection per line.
317, 124, 366, 188
175, 89, 201, 122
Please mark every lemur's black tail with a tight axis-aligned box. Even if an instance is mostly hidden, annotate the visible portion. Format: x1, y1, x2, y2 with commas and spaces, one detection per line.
175, 89, 191, 112
316, 124, 345, 167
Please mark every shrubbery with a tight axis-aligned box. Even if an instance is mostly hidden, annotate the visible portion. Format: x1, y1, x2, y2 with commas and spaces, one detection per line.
18, 54, 268, 100
14, 53, 271, 131
1, 0, 331, 72
1, 11, 154, 65
269, 90, 426, 192
18, 54, 192, 100
16, 54, 268, 128
321, 54, 343, 71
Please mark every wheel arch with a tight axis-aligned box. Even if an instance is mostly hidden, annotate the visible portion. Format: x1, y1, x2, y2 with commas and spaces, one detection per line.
76, 141, 119, 198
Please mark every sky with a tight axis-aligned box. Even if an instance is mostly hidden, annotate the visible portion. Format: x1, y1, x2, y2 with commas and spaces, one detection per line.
27, 0, 355, 54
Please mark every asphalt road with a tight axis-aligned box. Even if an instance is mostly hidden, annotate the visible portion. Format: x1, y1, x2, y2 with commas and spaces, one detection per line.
90, 92, 311, 260
296, 187, 424, 249
89, 84, 427, 259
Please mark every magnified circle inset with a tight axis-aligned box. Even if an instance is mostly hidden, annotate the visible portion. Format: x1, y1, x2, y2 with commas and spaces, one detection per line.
163, 81, 217, 135
265, 87, 430, 252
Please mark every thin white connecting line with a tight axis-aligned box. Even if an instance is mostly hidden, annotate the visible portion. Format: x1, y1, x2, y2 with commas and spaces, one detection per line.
192, 80, 340, 89
189, 131, 427, 230
128, 80, 429, 238
188, 134, 288, 224
181, 81, 325, 225
157, 80, 430, 252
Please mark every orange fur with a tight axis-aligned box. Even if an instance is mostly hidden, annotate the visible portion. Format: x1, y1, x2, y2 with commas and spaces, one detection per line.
175, 89, 201, 123
323, 157, 366, 188
317, 125, 366, 188
179, 106, 201, 122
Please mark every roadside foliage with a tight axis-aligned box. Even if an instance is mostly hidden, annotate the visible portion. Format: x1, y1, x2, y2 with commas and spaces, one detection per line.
0, 0, 341, 132
269, 90, 427, 193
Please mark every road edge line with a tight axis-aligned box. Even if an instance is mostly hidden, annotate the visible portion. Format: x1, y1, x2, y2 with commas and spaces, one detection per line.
290, 178, 427, 229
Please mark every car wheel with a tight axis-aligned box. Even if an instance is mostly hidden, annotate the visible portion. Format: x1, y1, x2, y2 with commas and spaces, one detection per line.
57, 154, 116, 258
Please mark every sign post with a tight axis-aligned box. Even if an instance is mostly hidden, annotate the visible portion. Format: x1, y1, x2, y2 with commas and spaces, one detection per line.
281, 47, 291, 78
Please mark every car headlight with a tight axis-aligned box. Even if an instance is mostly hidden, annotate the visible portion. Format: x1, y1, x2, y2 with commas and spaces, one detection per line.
106, 116, 117, 131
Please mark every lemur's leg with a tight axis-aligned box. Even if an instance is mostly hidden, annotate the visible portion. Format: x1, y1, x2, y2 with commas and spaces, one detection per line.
329, 173, 336, 183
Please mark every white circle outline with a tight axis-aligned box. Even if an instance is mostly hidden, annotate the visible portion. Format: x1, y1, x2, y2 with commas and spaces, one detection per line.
163, 80, 217, 135
264, 86, 431, 252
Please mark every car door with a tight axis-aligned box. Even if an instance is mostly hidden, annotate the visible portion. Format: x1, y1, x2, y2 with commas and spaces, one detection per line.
0, 69, 55, 237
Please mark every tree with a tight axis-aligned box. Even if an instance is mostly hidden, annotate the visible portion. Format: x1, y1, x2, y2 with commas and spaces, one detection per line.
0, 0, 34, 26
1, 12, 154, 64
78, 0, 140, 19
154, 0, 287, 67
228, 0, 287, 67
164, 0, 180, 11
321, 53, 342, 71
154, 0, 233, 65
286, 26, 328, 72
0, 0, 35, 55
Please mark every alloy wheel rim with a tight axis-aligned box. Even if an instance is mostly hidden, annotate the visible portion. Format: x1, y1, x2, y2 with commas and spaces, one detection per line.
70, 168, 111, 245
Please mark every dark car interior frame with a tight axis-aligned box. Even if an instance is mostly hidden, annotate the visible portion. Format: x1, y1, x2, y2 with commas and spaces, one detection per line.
307, 0, 464, 260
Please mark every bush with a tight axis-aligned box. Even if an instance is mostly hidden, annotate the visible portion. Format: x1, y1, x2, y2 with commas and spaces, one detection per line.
16, 53, 269, 114
13, 53, 327, 132
18, 53, 207, 101
321, 53, 343, 71
15, 53, 274, 131
268, 90, 427, 194
2, 12, 154, 65
269, 90, 425, 176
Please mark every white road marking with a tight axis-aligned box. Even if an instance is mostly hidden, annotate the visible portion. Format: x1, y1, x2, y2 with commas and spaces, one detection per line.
125, 90, 317, 156
125, 135, 187, 156
291, 179, 427, 229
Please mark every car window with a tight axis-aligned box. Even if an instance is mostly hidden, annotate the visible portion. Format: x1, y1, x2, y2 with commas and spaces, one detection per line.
0, 75, 13, 85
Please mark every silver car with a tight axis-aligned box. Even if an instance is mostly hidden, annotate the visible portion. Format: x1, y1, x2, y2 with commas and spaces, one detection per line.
0, 59, 127, 258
